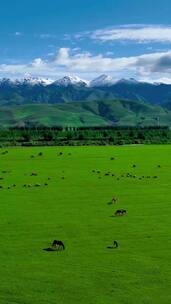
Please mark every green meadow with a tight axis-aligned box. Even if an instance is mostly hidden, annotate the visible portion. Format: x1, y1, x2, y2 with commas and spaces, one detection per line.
0, 145, 171, 304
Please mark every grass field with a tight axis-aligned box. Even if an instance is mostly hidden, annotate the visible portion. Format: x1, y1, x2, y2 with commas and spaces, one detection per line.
0, 145, 171, 304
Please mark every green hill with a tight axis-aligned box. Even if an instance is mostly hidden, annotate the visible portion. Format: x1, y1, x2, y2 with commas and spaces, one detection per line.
0, 99, 170, 128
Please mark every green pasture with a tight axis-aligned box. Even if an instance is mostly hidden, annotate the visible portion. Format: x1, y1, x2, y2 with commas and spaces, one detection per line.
0, 145, 171, 304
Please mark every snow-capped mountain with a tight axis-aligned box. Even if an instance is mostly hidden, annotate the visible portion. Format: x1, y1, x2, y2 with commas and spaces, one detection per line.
1, 74, 171, 107
53, 75, 89, 87
0, 75, 142, 88
21, 77, 53, 86
0, 77, 53, 86
90, 74, 115, 87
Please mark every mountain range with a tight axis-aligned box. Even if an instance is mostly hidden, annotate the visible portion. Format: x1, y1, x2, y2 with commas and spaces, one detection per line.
1, 75, 171, 127
1, 75, 171, 106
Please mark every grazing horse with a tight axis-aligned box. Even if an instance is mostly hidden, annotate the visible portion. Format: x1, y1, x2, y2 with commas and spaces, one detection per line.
52, 240, 65, 250
113, 240, 118, 248
112, 197, 118, 204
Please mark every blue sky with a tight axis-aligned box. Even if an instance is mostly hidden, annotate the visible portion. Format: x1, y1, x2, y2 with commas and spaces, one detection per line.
1, 0, 171, 82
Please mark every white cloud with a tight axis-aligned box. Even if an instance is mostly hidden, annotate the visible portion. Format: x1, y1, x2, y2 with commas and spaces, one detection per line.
54, 48, 171, 76
90, 25, 171, 43
31, 58, 46, 68
1, 48, 171, 82
54, 48, 130, 72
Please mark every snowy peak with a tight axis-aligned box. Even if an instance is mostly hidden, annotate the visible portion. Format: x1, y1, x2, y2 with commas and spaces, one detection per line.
21, 77, 53, 86
90, 74, 115, 87
54, 75, 88, 87
0, 75, 157, 88
0, 77, 53, 86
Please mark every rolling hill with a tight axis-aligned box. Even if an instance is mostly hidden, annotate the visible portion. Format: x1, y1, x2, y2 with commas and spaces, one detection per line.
0, 99, 171, 128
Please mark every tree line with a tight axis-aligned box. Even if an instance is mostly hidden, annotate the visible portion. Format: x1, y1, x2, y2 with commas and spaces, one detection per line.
0, 126, 170, 146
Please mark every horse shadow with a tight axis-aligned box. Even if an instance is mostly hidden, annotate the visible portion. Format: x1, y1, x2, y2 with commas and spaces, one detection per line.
43, 245, 65, 251
43, 247, 59, 252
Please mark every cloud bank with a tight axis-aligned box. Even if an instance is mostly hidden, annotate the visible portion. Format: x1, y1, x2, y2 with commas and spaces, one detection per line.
1, 48, 171, 83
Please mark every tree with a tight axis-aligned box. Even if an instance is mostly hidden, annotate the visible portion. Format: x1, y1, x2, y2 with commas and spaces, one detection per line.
43, 131, 54, 141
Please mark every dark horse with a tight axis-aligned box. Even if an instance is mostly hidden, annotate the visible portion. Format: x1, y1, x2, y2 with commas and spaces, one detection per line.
52, 240, 65, 250
113, 240, 118, 248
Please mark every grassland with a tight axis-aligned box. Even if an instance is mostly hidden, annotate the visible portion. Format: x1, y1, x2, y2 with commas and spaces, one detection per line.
0, 145, 171, 304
